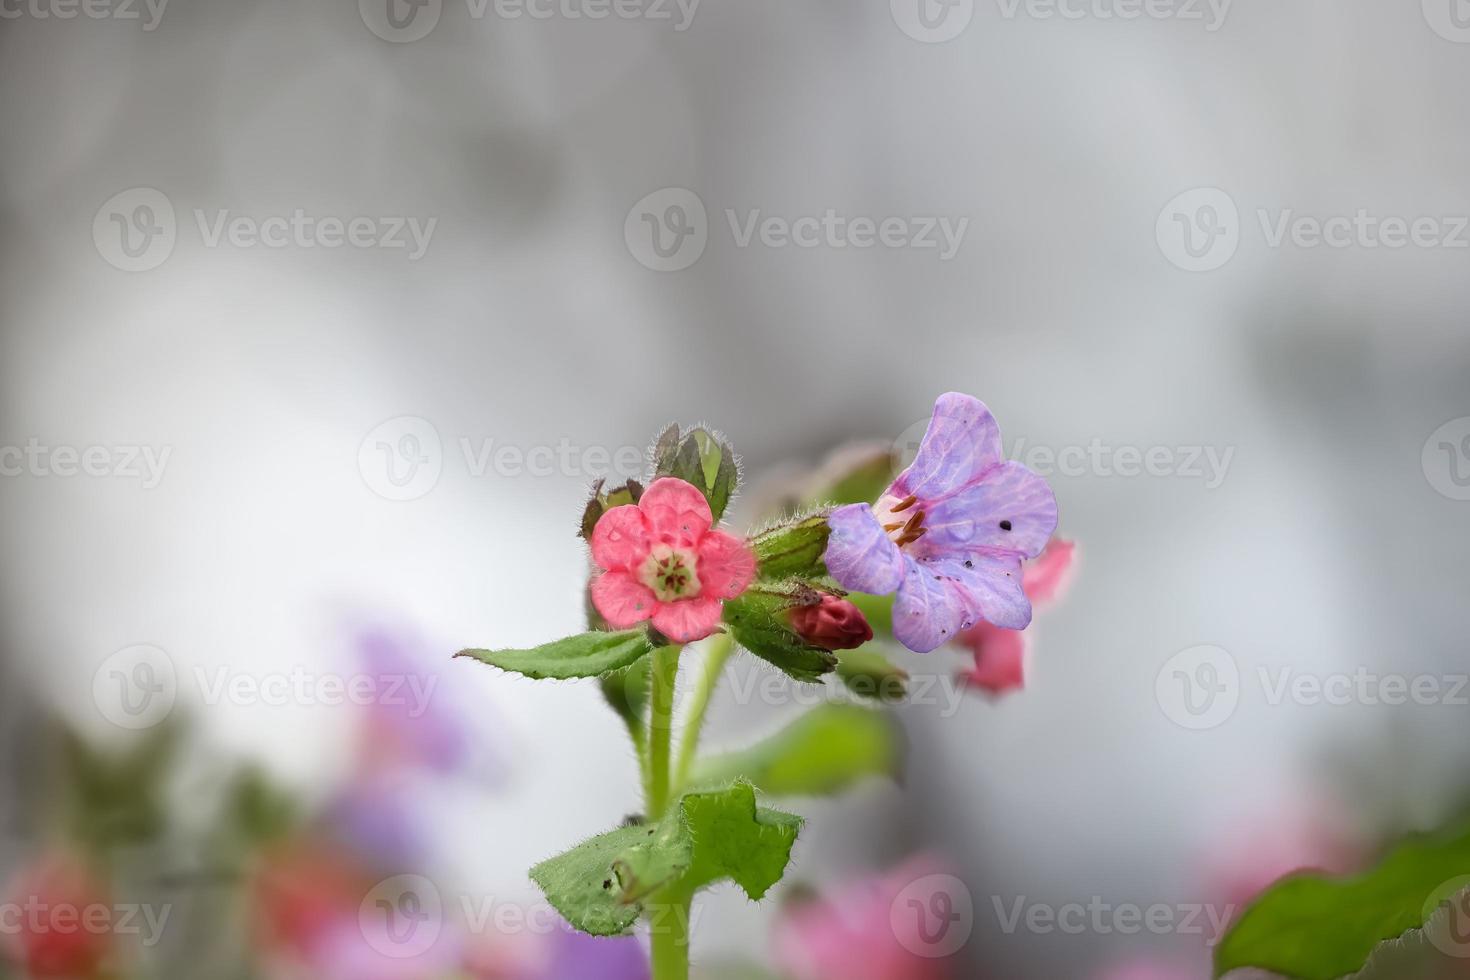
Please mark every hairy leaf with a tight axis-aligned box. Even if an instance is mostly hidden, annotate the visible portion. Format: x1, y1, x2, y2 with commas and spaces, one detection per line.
457, 629, 653, 680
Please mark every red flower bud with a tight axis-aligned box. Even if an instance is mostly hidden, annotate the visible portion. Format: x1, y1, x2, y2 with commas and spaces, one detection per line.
788, 594, 873, 651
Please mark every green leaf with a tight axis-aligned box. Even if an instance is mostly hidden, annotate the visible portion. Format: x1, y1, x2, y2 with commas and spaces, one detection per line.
530, 783, 802, 937
530, 823, 651, 936
677, 783, 802, 899
457, 629, 654, 680
835, 646, 909, 702
652, 425, 739, 521
690, 704, 902, 797
579, 478, 644, 541
749, 514, 830, 580
808, 445, 896, 508
1214, 825, 1470, 980
722, 589, 837, 683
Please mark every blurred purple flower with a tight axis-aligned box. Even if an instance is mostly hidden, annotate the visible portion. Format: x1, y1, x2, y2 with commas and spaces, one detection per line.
355, 626, 504, 781
824, 393, 1058, 653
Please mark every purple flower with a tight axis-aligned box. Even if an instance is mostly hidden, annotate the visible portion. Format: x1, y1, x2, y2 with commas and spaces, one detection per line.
824, 393, 1058, 653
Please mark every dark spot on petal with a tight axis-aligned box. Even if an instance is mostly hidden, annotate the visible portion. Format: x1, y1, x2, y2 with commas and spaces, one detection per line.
999, 520, 1013, 531
963, 560, 974, 569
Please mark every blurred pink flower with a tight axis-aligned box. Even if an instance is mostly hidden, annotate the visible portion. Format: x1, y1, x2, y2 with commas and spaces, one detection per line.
1203, 803, 1364, 916
1, 851, 112, 979
772, 857, 956, 980
1093, 958, 1197, 980
956, 538, 1076, 695
590, 477, 755, 642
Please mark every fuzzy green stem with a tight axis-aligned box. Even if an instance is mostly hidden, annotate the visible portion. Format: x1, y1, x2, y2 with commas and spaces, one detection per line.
649, 886, 693, 980
672, 631, 736, 795
647, 643, 682, 818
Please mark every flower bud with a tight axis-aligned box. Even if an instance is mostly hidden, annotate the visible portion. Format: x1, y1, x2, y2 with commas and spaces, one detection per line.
2, 852, 112, 978
788, 595, 873, 651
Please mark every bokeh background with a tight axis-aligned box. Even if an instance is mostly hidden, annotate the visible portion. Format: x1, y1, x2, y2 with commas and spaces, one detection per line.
3, 1, 1470, 977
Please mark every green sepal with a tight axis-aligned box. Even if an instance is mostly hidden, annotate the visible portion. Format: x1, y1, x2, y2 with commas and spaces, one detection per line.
722, 586, 837, 683
1214, 824, 1470, 980
651, 424, 739, 521
690, 704, 902, 798
579, 478, 644, 541
835, 646, 909, 702
457, 628, 654, 680
529, 782, 802, 937
748, 513, 830, 580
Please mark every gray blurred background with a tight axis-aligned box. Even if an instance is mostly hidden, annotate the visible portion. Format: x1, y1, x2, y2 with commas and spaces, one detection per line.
3, 0, 1470, 976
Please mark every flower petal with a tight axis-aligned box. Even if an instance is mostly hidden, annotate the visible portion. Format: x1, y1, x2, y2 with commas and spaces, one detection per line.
892, 392, 1005, 501
891, 556, 979, 653
696, 529, 756, 600
651, 597, 723, 643
590, 570, 656, 628
590, 505, 651, 571
959, 624, 1027, 695
824, 504, 905, 595
640, 477, 713, 547
893, 552, 1032, 652
919, 461, 1058, 559
1023, 538, 1076, 605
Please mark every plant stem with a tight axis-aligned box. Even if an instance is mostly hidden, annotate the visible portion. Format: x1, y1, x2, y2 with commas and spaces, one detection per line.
647, 643, 682, 818
649, 886, 693, 980
672, 631, 735, 795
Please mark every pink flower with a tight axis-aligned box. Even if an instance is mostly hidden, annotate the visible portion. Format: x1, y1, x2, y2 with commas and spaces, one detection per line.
772, 857, 956, 980
957, 538, 1076, 695
589, 477, 756, 643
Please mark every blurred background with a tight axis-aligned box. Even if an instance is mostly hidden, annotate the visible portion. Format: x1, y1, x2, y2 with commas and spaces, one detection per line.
3, 0, 1470, 977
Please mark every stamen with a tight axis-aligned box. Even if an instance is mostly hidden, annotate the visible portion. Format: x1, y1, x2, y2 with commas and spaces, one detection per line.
890, 494, 918, 513
883, 522, 905, 532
